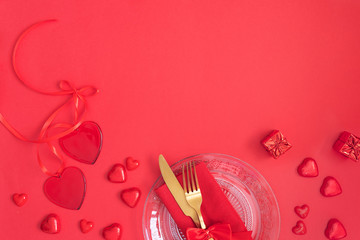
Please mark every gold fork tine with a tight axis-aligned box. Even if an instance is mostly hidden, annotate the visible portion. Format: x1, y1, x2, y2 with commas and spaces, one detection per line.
186, 162, 191, 192
183, 161, 207, 230
190, 161, 196, 192
193, 161, 199, 190
182, 165, 187, 193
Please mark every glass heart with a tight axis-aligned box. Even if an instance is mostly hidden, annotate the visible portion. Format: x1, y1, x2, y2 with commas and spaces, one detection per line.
43, 167, 86, 210
59, 121, 102, 164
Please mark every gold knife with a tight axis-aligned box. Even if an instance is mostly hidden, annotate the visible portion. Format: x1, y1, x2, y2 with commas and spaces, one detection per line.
159, 154, 200, 228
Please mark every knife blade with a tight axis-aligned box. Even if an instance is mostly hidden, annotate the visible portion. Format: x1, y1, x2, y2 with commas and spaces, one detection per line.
159, 154, 200, 228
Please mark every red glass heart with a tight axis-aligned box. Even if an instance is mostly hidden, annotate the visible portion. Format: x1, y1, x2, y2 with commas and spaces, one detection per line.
121, 187, 141, 208
41, 214, 61, 234
320, 176, 342, 197
12, 193, 28, 207
108, 164, 127, 183
292, 220, 307, 235
103, 223, 122, 240
325, 219, 347, 240
59, 121, 102, 164
43, 167, 86, 210
294, 204, 310, 219
80, 219, 94, 233
297, 158, 319, 177
126, 157, 140, 171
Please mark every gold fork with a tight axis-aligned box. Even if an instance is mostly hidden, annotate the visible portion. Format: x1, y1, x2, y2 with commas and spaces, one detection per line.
182, 161, 207, 230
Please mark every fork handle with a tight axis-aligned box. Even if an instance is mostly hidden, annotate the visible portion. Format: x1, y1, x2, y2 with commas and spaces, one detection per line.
195, 209, 206, 229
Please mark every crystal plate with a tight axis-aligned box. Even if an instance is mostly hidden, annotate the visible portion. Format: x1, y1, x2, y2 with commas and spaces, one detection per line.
142, 153, 280, 240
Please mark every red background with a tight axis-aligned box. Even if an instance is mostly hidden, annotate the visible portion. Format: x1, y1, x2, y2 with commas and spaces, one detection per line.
1, 0, 360, 239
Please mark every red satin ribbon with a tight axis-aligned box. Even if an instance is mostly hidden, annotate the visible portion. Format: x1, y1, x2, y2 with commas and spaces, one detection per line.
186, 224, 232, 240
0, 19, 99, 176
186, 224, 253, 240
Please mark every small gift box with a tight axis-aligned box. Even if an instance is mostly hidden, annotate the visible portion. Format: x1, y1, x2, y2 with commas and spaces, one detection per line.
261, 130, 292, 159
333, 131, 360, 162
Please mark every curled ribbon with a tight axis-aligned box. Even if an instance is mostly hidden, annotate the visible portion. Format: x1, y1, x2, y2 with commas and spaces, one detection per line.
0, 19, 99, 176
186, 224, 253, 240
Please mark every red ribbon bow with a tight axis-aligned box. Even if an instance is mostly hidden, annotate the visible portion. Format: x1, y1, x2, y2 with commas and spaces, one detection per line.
0, 19, 99, 176
186, 224, 232, 240
186, 224, 253, 240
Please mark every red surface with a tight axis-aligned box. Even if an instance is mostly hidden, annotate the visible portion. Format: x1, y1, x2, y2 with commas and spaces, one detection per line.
0, 0, 360, 239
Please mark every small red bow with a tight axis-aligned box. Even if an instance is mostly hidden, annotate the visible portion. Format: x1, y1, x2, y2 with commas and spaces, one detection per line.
187, 224, 232, 240
186, 224, 253, 240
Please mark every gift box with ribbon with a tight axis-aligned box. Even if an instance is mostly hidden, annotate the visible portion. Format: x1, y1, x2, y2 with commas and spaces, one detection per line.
261, 130, 292, 159
333, 131, 360, 162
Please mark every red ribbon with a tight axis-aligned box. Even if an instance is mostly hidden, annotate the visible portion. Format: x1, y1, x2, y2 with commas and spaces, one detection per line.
187, 224, 233, 240
186, 224, 253, 240
0, 19, 99, 176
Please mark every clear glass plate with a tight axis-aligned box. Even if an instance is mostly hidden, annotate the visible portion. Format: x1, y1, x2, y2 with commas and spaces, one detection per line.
142, 153, 280, 240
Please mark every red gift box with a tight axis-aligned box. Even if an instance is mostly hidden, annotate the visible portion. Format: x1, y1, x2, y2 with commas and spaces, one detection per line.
333, 131, 360, 162
261, 130, 292, 159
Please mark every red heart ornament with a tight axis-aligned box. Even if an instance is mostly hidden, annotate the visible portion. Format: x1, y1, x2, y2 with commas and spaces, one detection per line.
12, 193, 28, 207
103, 223, 122, 240
292, 220, 307, 235
121, 187, 141, 208
43, 167, 86, 210
294, 204, 310, 219
59, 121, 102, 164
108, 164, 127, 183
320, 176, 342, 197
41, 214, 61, 234
325, 219, 347, 240
80, 219, 94, 233
297, 158, 319, 177
126, 157, 139, 170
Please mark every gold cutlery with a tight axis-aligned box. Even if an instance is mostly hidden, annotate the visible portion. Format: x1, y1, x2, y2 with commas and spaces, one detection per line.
159, 154, 200, 228
182, 161, 207, 230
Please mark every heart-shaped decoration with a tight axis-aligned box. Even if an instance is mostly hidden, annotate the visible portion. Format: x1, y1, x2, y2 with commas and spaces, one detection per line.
294, 204, 310, 219
325, 219, 347, 240
43, 167, 86, 210
126, 157, 139, 171
292, 220, 307, 235
41, 214, 61, 234
80, 219, 94, 233
108, 164, 127, 183
103, 223, 122, 240
297, 158, 319, 177
320, 176, 342, 197
12, 193, 28, 207
59, 121, 102, 164
121, 187, 141, 208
